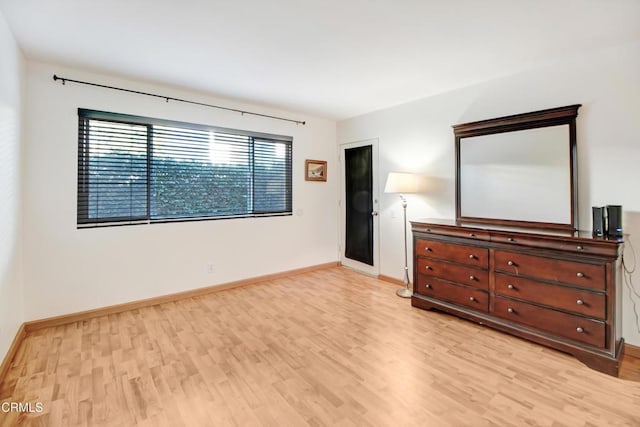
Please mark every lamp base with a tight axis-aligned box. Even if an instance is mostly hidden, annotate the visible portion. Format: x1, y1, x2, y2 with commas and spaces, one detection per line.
396, 287, 413, 298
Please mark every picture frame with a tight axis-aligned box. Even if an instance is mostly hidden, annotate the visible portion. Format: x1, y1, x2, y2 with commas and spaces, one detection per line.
305, 159, 327, 182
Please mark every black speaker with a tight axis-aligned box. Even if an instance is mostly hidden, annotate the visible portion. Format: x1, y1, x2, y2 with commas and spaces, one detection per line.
592, 206, 605, 236
606, 205, 623, 237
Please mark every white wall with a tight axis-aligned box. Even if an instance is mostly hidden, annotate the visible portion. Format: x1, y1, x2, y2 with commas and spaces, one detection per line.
0, 11, 25, 360
23, 61, 338, 320
338, 41, 640, 346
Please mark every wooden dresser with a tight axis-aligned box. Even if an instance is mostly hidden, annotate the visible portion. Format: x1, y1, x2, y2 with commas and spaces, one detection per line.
411, 219, 625, 376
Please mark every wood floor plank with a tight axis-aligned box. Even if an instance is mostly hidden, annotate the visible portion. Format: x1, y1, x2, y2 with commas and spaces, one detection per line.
1, 267, 639, 426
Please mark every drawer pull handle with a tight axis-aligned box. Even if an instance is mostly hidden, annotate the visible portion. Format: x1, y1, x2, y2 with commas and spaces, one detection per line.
507, 261, 515, 266
507, 308, 514, 313
576, 245, 584, 251
468, 254, 475, 259
507, 284, 515, 290
469, 233, 476, 237
577, 299, 584, 305
426, 228, 432, 232
469, 275, 476, 281
507, 237, 515, 242
576, 327, 584, 333
425, 266, 432, 270
576, 272, 585, 278
425, 284, 432, 289
425, 247, 432, 252
469, 296, 475, 302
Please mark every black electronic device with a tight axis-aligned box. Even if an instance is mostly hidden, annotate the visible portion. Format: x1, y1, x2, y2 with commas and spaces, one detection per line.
606, 205, 623, 237
592, 206, 606, 236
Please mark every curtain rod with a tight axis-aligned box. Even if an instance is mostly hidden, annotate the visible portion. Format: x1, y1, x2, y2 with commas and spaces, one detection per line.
52, 74, 306, 126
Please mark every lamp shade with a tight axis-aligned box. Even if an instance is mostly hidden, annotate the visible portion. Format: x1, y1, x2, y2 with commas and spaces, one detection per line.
384, 172, 424, 194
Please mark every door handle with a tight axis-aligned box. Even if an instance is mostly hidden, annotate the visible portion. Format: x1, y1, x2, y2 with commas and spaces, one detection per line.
371, 211, 378, 216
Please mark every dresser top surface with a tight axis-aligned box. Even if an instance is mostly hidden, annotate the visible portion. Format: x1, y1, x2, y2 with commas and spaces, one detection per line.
411, 218, 624, 245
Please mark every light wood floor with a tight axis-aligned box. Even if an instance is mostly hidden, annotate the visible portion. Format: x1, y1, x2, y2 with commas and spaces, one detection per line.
1, 267, 639, 426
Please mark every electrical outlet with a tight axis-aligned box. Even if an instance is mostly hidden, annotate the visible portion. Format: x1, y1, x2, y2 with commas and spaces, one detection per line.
207, 263, 215, 274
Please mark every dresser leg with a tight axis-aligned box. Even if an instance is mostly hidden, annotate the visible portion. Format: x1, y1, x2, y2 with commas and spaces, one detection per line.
571, 339, 624, 377
411, 296, 438, 311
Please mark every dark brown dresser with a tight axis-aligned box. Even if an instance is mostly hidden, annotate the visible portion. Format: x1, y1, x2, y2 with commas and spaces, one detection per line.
411, 219, 625, 376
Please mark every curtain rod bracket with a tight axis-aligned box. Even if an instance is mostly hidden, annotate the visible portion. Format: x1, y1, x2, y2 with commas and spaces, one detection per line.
52, 73, 306, 125
53, 74, 66, 85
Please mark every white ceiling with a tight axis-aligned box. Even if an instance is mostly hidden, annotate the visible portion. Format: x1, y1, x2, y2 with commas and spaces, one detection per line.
1, 0, 639, 120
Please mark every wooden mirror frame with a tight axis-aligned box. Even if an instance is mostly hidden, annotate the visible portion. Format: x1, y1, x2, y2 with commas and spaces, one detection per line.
453, 104, 581, 231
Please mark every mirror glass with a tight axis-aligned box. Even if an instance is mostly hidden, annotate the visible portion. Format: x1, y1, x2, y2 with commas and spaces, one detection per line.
454, 105, 579, 231
459, 125, 571, 224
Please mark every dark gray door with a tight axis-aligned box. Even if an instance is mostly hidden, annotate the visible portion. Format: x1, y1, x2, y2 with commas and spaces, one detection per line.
344, 145, 373, 266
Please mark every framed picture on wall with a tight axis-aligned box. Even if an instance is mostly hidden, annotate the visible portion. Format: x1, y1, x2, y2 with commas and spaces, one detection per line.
305, 159, 327, 182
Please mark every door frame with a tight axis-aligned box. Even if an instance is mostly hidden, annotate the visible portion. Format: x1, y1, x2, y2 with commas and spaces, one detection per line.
339, 139, 380, 276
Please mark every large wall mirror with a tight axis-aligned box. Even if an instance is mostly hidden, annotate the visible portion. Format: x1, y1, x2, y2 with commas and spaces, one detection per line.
454, 105, 580, 231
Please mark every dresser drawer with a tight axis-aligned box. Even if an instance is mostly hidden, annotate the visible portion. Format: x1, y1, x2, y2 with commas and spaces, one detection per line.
413, 224, 490, 241
494, 250, 605, 290
493, 297, 605, 348
416, 239, 488, 268
417, 258, 488, 290
491, 232, 616, 256
416, 275, 488, 312
495, 273, 605, 319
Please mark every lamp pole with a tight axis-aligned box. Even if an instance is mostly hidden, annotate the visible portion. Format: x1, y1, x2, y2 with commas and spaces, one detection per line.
396, 194, 412, 298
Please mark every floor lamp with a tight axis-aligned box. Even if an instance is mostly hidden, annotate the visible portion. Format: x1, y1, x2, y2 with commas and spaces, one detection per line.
384, 172, 423, 298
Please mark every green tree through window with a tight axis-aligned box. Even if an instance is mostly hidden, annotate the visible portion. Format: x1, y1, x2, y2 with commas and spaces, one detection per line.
77, 109, 292, 227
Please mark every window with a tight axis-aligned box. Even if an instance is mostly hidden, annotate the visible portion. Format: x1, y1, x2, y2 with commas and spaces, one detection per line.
77, 109, 292, 227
